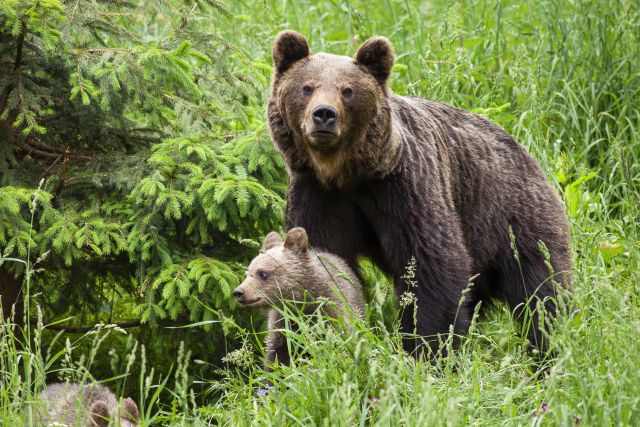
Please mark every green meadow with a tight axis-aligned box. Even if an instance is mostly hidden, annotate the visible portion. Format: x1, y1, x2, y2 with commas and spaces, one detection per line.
1, 0, 638, 425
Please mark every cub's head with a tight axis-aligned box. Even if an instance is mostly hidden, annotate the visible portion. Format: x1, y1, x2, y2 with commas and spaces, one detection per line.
233, 228, 311, 309
269, 31, 395, 186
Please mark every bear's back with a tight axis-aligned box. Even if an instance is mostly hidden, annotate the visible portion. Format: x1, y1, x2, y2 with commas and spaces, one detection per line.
389, 94, 567, 266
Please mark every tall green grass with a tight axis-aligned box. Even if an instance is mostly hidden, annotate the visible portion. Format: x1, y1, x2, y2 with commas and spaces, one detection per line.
2, 0, 639, 425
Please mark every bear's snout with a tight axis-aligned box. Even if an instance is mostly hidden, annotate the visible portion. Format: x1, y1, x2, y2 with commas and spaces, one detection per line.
233, 284, 250, 304
308, 103, 340, 145
303, 88, 345, 149
233, 280, 265, 307
312, 105, 337, 127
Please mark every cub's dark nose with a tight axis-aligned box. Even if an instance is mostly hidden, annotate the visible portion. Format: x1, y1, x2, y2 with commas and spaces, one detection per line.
233, 288, 244, 298
312, 105, 337, 127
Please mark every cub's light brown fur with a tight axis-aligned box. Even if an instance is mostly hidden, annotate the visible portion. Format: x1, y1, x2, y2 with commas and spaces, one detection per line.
233, 227, 364, 367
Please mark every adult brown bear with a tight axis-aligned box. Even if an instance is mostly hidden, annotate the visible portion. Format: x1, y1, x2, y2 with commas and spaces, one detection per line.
267, 30, 571, 355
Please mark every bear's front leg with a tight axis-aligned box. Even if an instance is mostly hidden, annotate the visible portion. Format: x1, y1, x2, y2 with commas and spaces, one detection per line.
265, 311, 289, 369
395, 238, 474, 358
357, 176, 474, 358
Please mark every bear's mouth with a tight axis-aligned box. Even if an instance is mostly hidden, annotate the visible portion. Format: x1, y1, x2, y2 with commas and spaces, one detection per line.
308, 130, 340, 150
236, 297, 263, 308
311, 130, 337, 140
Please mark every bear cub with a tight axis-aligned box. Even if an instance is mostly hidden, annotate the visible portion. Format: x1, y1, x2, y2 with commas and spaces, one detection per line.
233, 227, 365, 367
38, 382, 139, 426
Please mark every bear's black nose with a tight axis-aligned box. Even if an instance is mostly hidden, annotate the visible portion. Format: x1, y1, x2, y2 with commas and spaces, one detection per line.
312, 105, 337, 127
233, 288, 244, 298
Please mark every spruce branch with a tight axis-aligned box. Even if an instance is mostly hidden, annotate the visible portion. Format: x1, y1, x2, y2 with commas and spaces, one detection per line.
19, 140, 95, 160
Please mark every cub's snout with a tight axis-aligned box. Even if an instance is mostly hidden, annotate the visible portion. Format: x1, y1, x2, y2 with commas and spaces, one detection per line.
232, 278, 264, 308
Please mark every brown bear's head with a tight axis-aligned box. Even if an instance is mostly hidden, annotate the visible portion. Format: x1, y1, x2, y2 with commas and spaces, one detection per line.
268, 31, 400, 188
233, 228, 312, 309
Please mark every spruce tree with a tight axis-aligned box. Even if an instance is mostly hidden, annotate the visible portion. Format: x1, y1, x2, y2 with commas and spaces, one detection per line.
0, 0, 284, 370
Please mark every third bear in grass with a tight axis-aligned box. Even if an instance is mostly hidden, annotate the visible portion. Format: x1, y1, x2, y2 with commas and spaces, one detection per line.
38, 382, 138, 427
233, 227, 364, 367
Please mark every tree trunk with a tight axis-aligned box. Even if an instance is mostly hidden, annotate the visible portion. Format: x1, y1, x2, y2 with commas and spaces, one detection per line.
1, 270, 23, 324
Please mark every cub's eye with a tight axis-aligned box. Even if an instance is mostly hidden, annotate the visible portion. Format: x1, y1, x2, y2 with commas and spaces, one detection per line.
302, 85, 314, 95
341, 87, 353, 98
257, 271, 269, 281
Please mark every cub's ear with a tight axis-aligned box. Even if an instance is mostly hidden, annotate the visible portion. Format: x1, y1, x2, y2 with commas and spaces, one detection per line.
121, 397, 139, 422
262, 231, 283, 252
283, 227, 309, 255
89, 400, 110, 427
273, 30, 310, 74
354, 36, 394, 83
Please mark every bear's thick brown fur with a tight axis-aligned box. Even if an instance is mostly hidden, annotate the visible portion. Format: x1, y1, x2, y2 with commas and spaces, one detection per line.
233, 227, 364, 367
267, 30, 571, 354
38, 382, 139, 427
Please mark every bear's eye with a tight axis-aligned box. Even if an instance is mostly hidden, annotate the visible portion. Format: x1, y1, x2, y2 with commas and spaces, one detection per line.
302, 85, 314, 95
257, 271, 269, 281
341, 87, 353, 98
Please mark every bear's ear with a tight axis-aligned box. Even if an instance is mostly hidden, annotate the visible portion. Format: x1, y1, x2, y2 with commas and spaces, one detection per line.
283, 227, 309, 255
121, 397, 139, 422
89, 400, 110, 427
273, 30, 310, 75
354, 36, 395, 83
262, 231, 283, 252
